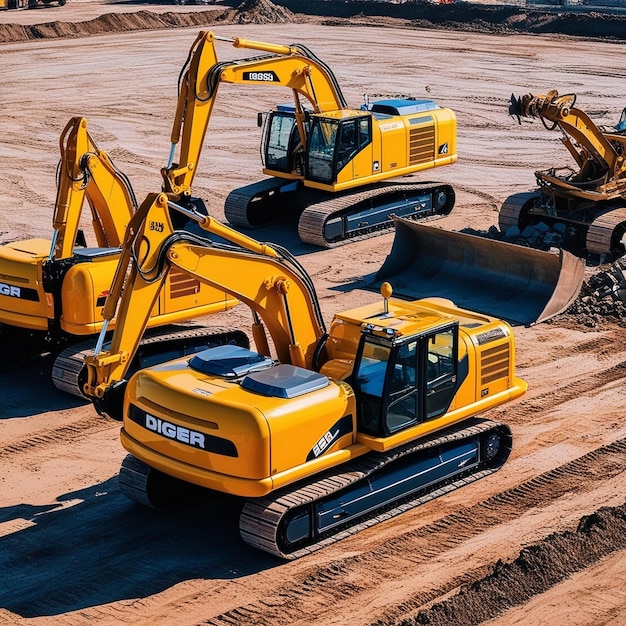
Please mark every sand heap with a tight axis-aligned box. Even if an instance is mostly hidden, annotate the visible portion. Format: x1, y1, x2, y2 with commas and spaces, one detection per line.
1, 0, 626, 44
217, 0, 297, 24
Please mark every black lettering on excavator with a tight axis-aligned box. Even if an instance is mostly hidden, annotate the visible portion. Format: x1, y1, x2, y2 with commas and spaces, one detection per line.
306, 414, 353, 461
128, 404, 239, 457
149, 221, 165, 232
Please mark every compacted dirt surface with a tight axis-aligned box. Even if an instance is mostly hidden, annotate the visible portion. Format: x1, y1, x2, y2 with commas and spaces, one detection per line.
1, 1, 626, 624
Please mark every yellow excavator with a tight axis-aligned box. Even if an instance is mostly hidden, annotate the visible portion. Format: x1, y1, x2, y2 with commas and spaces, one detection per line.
504, 90, 626, 258
0, 117, 243, 395
163, 31, 457, 248
83, 190, 528, 559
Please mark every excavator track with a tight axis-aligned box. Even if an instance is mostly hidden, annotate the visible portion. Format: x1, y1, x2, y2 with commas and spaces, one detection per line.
297, 182, 455, 248
224, 179, 455, 248
585, 206, 626, 256
52, 325, 249, 398
240, 418, 511, 559
498, 191, 539, 232
500, 193, 626, 257
119, 454, 200, 510
224, 177, 303, 228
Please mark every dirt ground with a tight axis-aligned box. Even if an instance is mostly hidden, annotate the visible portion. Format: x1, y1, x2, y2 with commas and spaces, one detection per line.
1, 1, 626, 625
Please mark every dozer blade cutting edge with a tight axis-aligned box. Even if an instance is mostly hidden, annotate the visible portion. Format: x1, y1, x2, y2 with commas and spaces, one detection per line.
374, 217, 585, 326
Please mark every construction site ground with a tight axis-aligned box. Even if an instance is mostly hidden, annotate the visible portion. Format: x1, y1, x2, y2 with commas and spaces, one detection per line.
1, 1, 626, 625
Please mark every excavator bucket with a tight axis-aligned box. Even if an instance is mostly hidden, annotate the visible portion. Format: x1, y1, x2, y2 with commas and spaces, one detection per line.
374, 217, 585, 326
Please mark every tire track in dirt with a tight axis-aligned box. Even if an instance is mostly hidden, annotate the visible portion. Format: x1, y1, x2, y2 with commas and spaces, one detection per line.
0, 419, 113, 461
508, 358, 626, 423
2, 318, 623, 623
194, 439, 626, 625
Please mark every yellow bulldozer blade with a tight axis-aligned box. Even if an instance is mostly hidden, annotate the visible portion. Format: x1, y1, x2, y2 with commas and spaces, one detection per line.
375, 217, 585, 326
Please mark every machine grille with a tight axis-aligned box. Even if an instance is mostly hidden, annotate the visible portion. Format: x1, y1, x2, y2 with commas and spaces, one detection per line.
169, 267, 200, 298
409, 126, 435, 164
480, 343, 510, 385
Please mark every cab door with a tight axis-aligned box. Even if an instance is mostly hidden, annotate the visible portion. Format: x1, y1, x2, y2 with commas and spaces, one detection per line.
424, 325, 458, 420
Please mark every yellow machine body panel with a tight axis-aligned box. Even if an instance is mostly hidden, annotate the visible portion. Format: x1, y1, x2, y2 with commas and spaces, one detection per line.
121, 354, 357, 497
57, 253, 234, 336
263, 104, 457, 193
327, 296, 524, 453
0, 241, 235, 337
0, 239, 51, 331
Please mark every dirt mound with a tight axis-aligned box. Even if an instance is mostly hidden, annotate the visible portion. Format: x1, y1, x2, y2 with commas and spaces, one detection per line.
0, 0, 299, 43
390, 500, 626, 626
554, 259, 626, 329
2, 0, 626, 44
280, 0, 626, 41
0, 10, 221, 41
216, 0, 298, 24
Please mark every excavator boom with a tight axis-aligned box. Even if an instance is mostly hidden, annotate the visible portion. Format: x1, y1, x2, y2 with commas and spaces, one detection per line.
165, 31, 346, 196
85, 192, 326, 406
509, 91, 626, 178
52, 117, 137, 259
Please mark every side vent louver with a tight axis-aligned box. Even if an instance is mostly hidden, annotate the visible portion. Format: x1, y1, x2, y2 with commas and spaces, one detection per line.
409, 126, 435, 164
480, 344, 510, 385
169, 267, 200, 298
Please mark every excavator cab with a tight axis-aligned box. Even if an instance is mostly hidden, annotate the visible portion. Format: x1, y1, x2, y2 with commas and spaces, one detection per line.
306, 114, 371, 184
352, 322, 459, 437
262, 105, 309, 175
261, 105, 372, 185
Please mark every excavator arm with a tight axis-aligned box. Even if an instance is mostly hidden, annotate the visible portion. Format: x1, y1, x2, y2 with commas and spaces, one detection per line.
509, 90, 626, 181
84, 192, 327, 405
163, 30, 347, 196
51, 116, 137, 260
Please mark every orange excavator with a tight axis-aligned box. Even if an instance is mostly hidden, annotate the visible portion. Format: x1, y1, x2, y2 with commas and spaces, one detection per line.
163, 31, 457, 248
83, 189, 527, 558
